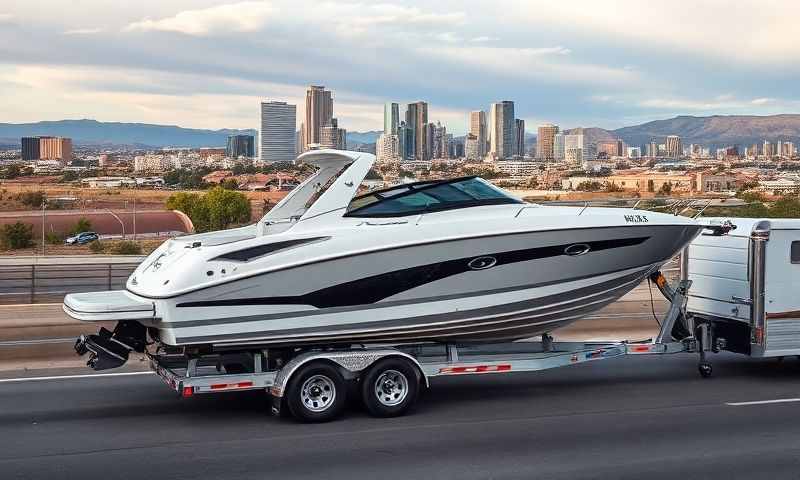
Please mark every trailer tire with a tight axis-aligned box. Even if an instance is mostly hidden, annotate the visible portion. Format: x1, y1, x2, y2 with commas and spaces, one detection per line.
361, 358, 420, 418
285, 362, 346, 422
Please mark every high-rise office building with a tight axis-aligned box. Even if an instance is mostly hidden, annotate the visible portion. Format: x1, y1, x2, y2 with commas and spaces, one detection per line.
376, 133, 400, 162
469, 111, 487, 159
320, 118, 347, 150
303, 85, 333, 151
260, 101, 297, 163
38, 136, 72, 163
465, 133, 480, 160
536, 124, 559, 161
397, 121, 410, 160
384, 102, 399, 135
406, 101, 428, 161
514, 119, 525, 157
432, 122, 448, 159
553, 133, 565, 161
648, 139, 659, 158
616, 139, 625, 157
21, 137, 40, 161
226, 134, 255, 158
489, 101, 514, 160
564, 134, 584, 165
665, 135, 682, 158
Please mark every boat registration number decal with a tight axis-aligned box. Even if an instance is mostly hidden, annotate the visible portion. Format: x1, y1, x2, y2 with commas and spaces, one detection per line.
624, 214, 648, 223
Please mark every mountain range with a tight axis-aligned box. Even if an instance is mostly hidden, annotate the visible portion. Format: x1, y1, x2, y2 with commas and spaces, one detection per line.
1, 115, 799, 150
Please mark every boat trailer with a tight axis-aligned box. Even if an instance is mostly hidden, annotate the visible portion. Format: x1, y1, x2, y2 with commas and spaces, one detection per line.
141, 269, 713, 422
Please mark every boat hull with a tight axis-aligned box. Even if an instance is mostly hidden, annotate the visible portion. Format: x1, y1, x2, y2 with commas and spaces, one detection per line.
140, 223, 700, 346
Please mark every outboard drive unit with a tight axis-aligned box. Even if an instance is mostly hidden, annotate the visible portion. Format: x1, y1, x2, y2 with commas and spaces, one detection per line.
74, 321, 148, 370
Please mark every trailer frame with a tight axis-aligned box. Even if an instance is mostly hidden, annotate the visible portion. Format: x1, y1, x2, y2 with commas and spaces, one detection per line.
144, 271, 706, 421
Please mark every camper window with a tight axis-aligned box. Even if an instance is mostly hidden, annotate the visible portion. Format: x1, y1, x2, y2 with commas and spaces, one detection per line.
791, 241, 800, 264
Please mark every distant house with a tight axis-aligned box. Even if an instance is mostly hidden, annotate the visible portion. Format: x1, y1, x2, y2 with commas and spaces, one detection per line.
202, 170, 234, 184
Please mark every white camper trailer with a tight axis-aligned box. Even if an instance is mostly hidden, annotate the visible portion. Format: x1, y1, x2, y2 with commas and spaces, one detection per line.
686, 217, 800, 358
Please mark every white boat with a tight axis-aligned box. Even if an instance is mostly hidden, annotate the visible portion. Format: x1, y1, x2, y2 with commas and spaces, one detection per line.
65, 150, 702, 370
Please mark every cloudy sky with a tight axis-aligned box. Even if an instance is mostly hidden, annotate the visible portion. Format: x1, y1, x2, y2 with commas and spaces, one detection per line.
1, 0, 799, 134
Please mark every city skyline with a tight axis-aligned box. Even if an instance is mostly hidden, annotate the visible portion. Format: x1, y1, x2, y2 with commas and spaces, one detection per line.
1, 1, 799, 134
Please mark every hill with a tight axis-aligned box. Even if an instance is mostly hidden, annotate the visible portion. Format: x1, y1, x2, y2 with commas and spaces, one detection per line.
612, 114, 800, 148
0, 119, 256, 148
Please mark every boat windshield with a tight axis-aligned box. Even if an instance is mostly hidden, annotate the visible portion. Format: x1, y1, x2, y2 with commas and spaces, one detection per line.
345, 176, 523, 217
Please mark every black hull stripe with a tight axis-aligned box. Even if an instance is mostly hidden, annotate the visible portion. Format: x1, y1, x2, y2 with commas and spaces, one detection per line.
173, 267, 649, 345
176, 237, 648, 309
176, 287, 624, 346
163, 264, 655, 329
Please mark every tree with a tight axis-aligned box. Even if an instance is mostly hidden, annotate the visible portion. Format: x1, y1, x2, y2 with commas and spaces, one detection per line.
658, 181, 673, 195
69, 217, 92, 235
60, 171, 80, 182
221, 178, 239, 190
19, 191, 45, 208
0, 222, 34, 250
1, 164, 22, 179
166, 187, 251, 233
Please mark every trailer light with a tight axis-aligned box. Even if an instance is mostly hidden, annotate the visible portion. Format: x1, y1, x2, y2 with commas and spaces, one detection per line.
631, 345, 651, 353
439, 364, 511, 374
182, 386, 194, 398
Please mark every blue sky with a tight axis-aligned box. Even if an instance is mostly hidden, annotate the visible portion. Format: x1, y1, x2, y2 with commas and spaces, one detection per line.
1, 0, 798, 134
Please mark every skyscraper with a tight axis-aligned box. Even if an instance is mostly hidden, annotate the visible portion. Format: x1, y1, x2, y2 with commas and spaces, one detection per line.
21, 137, 40, 161
303, 85, 333, 151
320, 118, 347, 150
38, 136, 72, 163
376, 133, 400, 162
226, 134, 255, 158
432, 122, 447, 159
553, 133, 565, 161
489, 101, 514, 160
384, 102, 399, 135
260, 101, 297, 163
469, 111, 487, 159
536, 124, 559, 161
665, 135, 682, 159
564, 133, 585, 165
514, 119, 525, 157
406, 101, 428, 161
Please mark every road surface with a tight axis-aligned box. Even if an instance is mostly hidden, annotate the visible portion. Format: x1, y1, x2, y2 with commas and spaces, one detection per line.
3, 353, 800, 480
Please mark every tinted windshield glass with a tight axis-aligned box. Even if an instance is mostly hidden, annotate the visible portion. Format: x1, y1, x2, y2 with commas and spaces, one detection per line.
346, 177, 522, 217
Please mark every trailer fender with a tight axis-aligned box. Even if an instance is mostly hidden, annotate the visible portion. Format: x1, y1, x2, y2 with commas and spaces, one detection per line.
270, 349, 427, 398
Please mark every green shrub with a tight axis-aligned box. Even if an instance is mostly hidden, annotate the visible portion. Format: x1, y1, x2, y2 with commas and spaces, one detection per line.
89, 240, 105, 253
113, 241, 142, 255
0, 222, 34, 250
19, 191, 45, 208
45, 231, 64, 245
69, 217, 92, 236
166, 187, 251, 233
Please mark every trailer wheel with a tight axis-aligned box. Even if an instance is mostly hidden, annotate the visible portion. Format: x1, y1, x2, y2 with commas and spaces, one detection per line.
285, 362, 346, 422
361, 358, 420, 418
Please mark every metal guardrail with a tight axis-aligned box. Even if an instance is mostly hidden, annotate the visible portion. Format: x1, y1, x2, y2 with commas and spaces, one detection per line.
0, 263, 139, 304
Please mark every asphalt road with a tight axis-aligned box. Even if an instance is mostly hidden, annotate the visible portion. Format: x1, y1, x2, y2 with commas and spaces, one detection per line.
3, 353, 800, 480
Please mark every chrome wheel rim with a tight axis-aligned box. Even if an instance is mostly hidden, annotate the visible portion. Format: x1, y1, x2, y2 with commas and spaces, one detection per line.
300, 374, 336, 412
374, 369, 409, 407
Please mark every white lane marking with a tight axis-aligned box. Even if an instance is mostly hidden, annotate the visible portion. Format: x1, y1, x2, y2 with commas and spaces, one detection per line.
0, 371, 153, 383
726, 398, 800, 406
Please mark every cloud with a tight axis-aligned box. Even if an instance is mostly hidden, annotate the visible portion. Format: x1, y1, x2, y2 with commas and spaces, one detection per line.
0, 13, 15, 24
751, 97, 775, 105
125, 1, 276, 36
470, 36, 498, 43
64, 28, 104, 35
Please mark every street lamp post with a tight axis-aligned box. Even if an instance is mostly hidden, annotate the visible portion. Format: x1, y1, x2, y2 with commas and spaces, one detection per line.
41, 198, 47, 256
106, 209, 125, 240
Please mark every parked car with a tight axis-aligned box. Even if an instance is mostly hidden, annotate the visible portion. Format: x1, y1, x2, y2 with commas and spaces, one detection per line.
64, 231, 99, 245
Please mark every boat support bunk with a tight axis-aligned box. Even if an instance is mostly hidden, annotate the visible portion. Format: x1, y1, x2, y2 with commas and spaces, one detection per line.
145, 270, 708, 422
